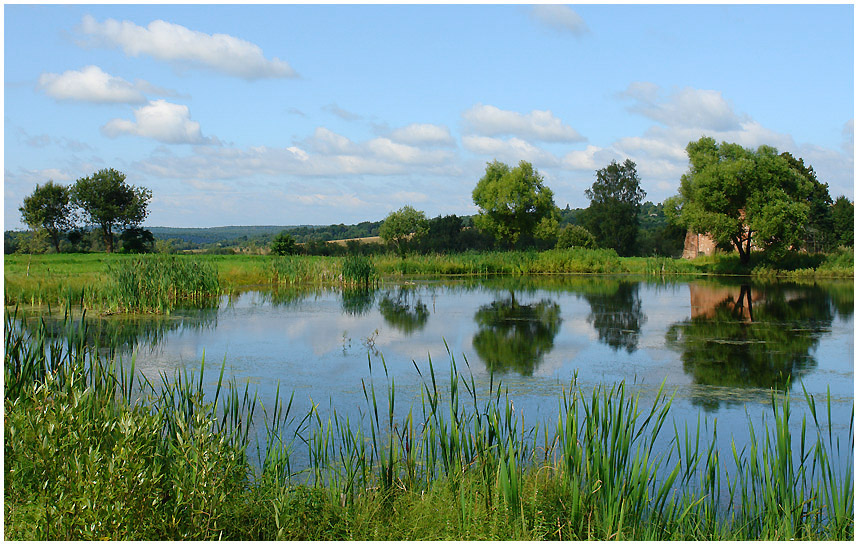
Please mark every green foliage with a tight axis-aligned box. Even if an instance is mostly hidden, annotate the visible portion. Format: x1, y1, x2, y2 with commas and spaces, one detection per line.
556, 224, 596, 249
270, 231, 298, 255
341, 255, 376, 286
379, 206, 428, 256
19, 180, 75, 253
582, 159, 646, 256
102, 255, 220, 313
831, 196, 854, 247
472, 160, 560, 248
120, 227, 155, 254
673, 138, 813, 264
71, 169, 152, 254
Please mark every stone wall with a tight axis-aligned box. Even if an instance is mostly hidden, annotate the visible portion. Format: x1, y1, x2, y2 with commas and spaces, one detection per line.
682, 230, 718, 259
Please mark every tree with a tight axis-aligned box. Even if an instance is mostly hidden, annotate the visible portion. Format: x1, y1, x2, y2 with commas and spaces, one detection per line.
669, 137, 812, 264
71, 168, 151, 253
120, 227, 155, 253
270, 231, 298, 255
780, 152, 834, 252
472, 160, 559, 248
19, 180, 75, 253
582, 159, 646, 256
831, 196, 854, 247
556, 224, 596, 249
379, 205, 428, 256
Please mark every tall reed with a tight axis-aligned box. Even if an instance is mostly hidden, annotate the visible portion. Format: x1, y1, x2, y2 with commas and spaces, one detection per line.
5, 311, 853, 540
101, 255, 219, 313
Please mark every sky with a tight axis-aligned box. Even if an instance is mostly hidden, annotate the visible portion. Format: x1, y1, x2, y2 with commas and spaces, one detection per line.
4, 4, 855, 229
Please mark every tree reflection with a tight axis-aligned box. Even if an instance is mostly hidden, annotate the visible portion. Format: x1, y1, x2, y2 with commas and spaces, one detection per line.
342, 287, 377, 316
472, 292, 562, 376
582, 281, 646, 353
378, 288, 429, 334
666, 282, 834, 411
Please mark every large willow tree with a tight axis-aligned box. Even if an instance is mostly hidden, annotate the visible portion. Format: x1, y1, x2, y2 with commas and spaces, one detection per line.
667, 137, 812, 264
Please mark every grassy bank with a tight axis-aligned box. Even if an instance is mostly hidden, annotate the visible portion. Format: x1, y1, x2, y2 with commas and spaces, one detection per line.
4, 312, 853, 540
4, 248, 852, 312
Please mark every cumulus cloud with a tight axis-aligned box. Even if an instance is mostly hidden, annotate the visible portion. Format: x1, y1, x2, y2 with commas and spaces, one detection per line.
38, 65, 148, 104
462, 135, 559, 166
102, 100, 215, 144
78, 15, 296, 80
463, 104, 585, 142
531, 5, 589, 37
620, 83, 744, 131
134, 127, 457, 180
561, 145, 609, 171
389, 123, 454, 146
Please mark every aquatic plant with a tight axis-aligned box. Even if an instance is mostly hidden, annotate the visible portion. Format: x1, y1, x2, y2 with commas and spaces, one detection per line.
4, 311, 854, 540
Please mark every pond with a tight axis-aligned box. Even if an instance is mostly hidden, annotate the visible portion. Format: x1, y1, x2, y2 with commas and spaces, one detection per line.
25, 275, 856, 471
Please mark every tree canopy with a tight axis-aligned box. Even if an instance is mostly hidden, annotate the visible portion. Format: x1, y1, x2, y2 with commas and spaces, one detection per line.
582, 159, 646, 256
19, 180, 75, 253
379, 205, 428, 256
270, 231, 298, 255
668, 137, 812, 264
71, 168, 152, 253
472, 160, 559, 248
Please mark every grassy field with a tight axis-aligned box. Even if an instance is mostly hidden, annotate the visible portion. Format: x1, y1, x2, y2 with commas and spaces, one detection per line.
4, 311, 853, 540
3, 247, 853, 312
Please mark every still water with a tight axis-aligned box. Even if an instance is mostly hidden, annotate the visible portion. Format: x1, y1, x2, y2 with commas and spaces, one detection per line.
51, 276, 858, 466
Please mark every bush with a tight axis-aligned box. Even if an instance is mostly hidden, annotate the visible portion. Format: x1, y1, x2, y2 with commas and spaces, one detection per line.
271, 231, 298, 256
556, 225, 596, 250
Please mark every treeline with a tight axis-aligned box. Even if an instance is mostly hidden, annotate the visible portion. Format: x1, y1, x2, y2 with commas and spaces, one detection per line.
8, 137, 854, 260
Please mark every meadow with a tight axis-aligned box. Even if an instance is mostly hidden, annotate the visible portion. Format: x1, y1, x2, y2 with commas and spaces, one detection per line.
4, 247, 853, 313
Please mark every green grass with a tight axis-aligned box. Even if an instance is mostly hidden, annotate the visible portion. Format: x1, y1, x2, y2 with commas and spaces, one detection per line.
4, 311, 853, 540
3, 248, 852, 313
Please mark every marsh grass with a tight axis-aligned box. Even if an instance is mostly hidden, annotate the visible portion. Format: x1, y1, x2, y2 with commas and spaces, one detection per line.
99, 255, 220, 313
4, 249, 852, 312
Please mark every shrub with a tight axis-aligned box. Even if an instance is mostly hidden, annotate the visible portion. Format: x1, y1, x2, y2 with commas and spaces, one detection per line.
556, 225, 597, 250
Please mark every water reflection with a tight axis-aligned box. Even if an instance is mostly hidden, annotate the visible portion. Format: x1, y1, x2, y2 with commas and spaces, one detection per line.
342, 287, 376, 316
378, 287, 429, 334
666, 282, 835, 410
472, 291, 562, 376
581, 281, 646, 353
18, 309, 218, 356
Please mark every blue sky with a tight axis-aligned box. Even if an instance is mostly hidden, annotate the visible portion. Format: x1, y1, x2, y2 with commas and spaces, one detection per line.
4, 4, 854, 229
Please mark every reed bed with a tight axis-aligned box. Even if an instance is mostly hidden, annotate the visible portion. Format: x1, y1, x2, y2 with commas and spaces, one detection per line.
98, 255, 220, 313
4, 311, 853, 540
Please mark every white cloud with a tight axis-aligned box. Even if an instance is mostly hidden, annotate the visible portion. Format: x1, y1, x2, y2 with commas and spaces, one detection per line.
531, 5, 589, 37
389, 123, 454, 146
79, 15, 295, 80
561, 145, 607, 171
102, 100, 215, 144
462, 135, 559, 165
367, 137, 452, 165
463, 104, 585, 142
38, 65, 147, 104
305, 127, 358, 155
620, 83, 743, 131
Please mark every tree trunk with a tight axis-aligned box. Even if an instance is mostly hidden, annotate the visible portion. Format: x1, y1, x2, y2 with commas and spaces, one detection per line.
103, 225, 114, 253
731, 235, 749, 265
